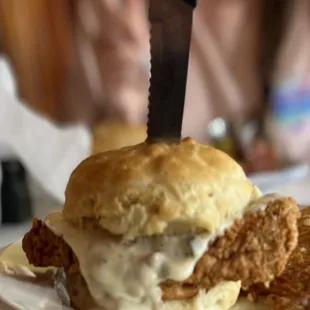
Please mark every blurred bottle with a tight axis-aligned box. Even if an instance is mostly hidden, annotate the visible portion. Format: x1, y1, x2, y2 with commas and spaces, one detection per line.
208, 118, 278, 174
243, 137, 277, 174
208, 118, 245, 162
1, 161, 32, 223
237, 118, 278, 174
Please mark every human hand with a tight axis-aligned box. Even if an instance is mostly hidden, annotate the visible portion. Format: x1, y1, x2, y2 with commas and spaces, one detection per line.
74, 0, 150, 124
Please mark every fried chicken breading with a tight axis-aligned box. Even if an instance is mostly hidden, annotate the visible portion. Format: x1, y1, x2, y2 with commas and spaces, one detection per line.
22, 197, 299, 305
244, 207, 310, 310
22, 218, 98, 309
161, 198, 299, 300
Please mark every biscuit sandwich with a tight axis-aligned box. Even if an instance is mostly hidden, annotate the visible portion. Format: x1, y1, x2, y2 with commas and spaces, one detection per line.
22, 138, 300, 310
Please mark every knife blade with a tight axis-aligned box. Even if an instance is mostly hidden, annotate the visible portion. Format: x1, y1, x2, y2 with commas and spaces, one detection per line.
147, 0, 197, 142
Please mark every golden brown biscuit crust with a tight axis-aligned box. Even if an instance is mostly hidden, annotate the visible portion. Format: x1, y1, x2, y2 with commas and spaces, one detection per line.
63, 138, 261, 238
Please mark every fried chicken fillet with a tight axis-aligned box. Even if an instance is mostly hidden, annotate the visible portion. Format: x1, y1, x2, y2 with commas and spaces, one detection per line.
23, 198, 299, 308
22, 138, 300, 310
244, 207, 310, 310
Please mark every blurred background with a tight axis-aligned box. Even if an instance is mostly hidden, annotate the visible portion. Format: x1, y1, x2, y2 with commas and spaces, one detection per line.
0, 0, 309, 245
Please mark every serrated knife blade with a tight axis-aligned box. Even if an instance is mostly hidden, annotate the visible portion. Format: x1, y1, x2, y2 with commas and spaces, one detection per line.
147, 0, 197, 142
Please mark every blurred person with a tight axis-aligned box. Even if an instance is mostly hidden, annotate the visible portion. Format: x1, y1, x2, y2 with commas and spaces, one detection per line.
72, 0, 266, 138
1, 0, 310, 163
78, 0, 310, 165
73, 0, 298, 143
79, 0, 310, 166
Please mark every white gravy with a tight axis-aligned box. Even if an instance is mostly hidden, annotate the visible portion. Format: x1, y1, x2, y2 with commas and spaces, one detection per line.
44, 193, 279, 310
45, 212, 213, 310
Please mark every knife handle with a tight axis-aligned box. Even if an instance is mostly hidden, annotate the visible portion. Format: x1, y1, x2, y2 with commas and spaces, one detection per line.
184, 0, 198, 7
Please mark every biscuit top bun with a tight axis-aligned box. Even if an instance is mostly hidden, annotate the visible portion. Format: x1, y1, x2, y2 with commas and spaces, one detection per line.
63, 137, 261, 238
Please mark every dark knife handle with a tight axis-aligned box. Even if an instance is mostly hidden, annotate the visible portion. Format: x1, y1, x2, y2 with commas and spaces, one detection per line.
184, 0, 198, 7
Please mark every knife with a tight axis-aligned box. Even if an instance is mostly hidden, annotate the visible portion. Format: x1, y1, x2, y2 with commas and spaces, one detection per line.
147, 0, 197, 142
